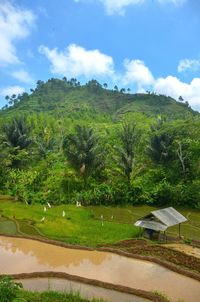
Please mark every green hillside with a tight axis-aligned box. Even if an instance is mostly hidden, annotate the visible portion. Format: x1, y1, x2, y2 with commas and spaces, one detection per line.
0, 78, 200, 209
0, 78, 197, 120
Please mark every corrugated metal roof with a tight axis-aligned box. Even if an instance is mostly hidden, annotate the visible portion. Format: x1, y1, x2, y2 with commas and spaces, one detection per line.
152, 207, 187, 227
134, 220, 167, 231
134, 207, 187, 231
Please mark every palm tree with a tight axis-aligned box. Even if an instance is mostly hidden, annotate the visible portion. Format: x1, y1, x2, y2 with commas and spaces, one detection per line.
116, 123, 139, 183
114, 85, 118, 92
3, 117, 32, 150
63, 125, 104, 186
3, 117, 32, 167
148, 132, 173, 164
34, 128, 55, 158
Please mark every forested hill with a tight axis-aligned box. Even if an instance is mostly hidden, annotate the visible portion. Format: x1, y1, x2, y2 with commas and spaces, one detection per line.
0, 78, 198, 121
0, 78, 200, 209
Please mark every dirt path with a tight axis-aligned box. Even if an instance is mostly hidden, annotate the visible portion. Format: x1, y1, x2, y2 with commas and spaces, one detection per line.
164, 243, 200, 259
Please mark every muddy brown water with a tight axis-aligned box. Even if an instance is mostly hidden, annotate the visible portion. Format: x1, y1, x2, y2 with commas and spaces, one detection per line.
19, 278, 151, 302
0, 236, 200, 302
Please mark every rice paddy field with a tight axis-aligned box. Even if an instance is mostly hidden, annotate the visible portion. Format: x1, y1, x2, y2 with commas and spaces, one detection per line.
0, 197, 200, 246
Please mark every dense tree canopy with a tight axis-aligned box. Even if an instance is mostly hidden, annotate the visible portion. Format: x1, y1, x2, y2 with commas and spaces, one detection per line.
0, 78, 199, 207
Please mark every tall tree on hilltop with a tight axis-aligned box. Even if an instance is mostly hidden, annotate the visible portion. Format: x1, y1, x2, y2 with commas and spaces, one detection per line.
63, 125, 104, 186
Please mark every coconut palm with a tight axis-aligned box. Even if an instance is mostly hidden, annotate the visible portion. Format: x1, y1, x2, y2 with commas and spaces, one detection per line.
63, 125, 104, 185
148, 132, 173, 164
3, 117, 32, 167
3, 117, 32, 150
116, 123, 139, 183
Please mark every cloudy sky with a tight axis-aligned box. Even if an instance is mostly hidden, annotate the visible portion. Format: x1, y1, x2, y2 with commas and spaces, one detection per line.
0, 0, 200, 110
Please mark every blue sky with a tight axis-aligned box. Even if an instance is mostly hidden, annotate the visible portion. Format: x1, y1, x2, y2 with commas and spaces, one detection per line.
0, 0, 200, 110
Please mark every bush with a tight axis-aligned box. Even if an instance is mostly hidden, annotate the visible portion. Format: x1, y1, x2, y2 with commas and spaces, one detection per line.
72, 182, 147, 205
151, 180, 174, 206
0, 276, 22, 302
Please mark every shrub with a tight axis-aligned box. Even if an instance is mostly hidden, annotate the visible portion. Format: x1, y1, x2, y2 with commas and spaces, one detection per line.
0, 276, 22, 302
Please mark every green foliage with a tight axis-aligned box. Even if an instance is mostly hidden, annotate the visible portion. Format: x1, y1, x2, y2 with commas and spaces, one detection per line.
72, 182, 147, 206
148, 132, 174, 164
1, 117, 32, 168
115, 123, 139, 182
5, 169, 38, 203
0, 78, 199, 208
63, 125, 105, 185
17, 290, 104, 302
3, 117, 31, 150
0, 277, 21, 302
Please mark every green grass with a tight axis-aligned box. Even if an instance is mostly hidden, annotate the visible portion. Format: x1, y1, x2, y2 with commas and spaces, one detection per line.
16, 290, 104, 302
90, 205, 200, 241
0, 201, 139, 246
0, 200, 200, 245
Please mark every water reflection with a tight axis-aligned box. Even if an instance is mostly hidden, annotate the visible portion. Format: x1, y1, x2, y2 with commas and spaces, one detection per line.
0, 237, 109, 267
0, 236, 200, 302
20, 278, 151, 302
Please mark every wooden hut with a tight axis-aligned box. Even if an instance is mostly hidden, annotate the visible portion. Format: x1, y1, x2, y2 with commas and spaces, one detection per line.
134, 207, 187, 240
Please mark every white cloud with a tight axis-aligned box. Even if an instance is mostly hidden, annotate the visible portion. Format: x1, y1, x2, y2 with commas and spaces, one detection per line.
178, 59, 200, 73
74, 0, 186, 15
39, 41, 200, 111
120, 60, 200, 110
154, 76, 200, 110
0, 1, 35, 65
0, 86, 25, 98
39, 44, 114, 78
158, 0, 186, 5
11, 69, 33, 83
99, 0, 144, 15
122, 59, 154, 88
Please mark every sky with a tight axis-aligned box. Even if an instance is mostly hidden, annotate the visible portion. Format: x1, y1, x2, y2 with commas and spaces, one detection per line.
0, 0, 200, 110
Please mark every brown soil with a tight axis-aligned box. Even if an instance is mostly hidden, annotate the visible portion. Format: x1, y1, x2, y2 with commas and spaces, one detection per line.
164, 243, 200, 259
100, 239, 200, 275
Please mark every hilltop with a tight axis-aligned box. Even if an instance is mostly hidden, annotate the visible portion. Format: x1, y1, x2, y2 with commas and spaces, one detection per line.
0, 78, 198, 121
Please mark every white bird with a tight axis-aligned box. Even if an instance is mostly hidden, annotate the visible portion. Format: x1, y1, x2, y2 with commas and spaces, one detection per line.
62, 210, 66, 217
44, 206, 47, 212
41, 217, 45, 222
101, 215, 104, 226
47, 202, 51, 208
76, 201, 81, 207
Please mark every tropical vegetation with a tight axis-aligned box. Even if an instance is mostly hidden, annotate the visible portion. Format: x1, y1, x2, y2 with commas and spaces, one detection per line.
0, 78, 199, 208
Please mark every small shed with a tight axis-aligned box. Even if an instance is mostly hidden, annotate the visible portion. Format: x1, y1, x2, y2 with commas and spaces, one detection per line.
134, 207, 187, 240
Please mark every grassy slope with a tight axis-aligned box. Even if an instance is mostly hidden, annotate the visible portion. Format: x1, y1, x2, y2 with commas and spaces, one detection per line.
0, 201, 139, 246
1, 200, 200, 244
90, 205, 200, 241
0, 79, 197, 122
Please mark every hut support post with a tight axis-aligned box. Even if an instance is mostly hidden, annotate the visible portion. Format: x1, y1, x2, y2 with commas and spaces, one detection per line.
179, 223, 181, 238
164, 231, 167, 243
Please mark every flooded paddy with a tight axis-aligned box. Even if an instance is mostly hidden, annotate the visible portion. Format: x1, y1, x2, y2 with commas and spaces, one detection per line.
19, 278, 151, 302
0, 236, 200, 302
